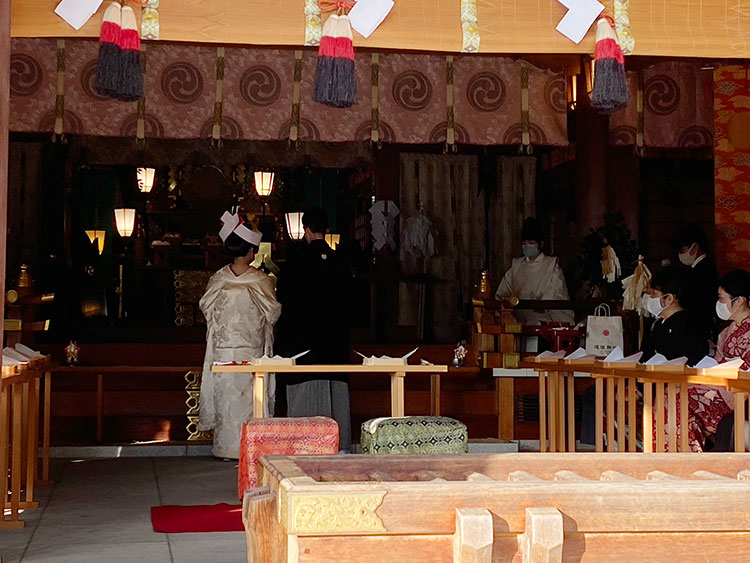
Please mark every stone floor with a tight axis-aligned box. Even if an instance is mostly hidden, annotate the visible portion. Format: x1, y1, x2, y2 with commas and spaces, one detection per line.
2, 457, 245, 563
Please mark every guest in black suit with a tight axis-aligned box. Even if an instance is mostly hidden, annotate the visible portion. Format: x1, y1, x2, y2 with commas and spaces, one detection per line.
671, 224, 718, 342
641, 269, 708, 366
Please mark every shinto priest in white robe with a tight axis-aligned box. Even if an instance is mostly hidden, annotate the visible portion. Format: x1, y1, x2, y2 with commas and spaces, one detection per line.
198, 265, 281, 458
495, 252, 574, 325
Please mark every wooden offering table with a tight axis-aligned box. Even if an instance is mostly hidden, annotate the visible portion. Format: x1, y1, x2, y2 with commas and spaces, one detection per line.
211, 364, 448, 418
244, 452, 750, 563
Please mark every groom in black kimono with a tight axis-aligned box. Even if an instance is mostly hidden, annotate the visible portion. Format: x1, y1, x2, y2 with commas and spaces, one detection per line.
276, 207, 352, 448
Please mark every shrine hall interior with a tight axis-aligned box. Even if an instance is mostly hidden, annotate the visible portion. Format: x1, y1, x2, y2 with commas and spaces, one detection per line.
6, 73, 719, 445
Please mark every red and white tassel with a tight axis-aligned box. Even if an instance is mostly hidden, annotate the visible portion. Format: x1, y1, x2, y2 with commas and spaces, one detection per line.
94, 1, 122, 99
591, 16, 628, 114
115, 5, 144, 102
313, 2, 358, 108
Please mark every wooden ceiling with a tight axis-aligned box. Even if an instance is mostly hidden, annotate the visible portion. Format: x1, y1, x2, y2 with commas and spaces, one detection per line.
10, 0, 750, 58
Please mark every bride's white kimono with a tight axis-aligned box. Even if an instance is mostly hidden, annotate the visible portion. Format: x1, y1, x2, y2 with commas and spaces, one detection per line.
198, 265, 282, 458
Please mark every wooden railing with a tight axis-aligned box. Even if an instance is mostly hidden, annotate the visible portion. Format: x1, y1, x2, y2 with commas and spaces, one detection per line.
524, 356, 747, 453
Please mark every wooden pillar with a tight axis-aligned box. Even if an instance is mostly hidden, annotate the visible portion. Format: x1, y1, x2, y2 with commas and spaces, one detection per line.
0, 0, 10, 348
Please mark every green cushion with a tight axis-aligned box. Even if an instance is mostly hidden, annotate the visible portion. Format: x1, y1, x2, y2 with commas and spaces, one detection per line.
360, 416, 468, 454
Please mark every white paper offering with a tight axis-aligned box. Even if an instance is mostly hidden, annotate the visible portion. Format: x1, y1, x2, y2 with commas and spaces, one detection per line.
706, 358, 744, 371
55, 0, 104, 30
620, 352, 644, 363
693, 356, 718, 369
349, 0, 394, 38
555, 0, 604, 44
564, 347, 594, 360
14, 343, 43, 359
644, 353, 668, 366
3, 348, 30, 363
251, 350, 310, 366
3, 355, 24, 366
666, 357, 688, 366
356, 347, 418, 366
536, 350, 566, 360
603, 347, 624, 362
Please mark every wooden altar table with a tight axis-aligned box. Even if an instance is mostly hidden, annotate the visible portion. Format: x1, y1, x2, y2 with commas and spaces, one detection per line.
211, 364, 449, 419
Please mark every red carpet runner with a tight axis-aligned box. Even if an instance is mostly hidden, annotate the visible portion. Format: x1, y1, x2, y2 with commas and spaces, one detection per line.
151, 503, 244, 533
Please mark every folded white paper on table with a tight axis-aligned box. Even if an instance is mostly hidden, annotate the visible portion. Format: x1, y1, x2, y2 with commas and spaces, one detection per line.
2, 354, 27, 366
693, 356, 718, 369
55, 0, 104, 30
3, 348, 30, 363
536, 350, 566, 360
644, 354, 688, 366
701, 357, 744, 371
618, 351, 643, 363
356, 347, 418, 366
564, 347, 594, 360
14, 343, 43, 359
645, 353, 668, 366
555, 0, 604, 44
603, 346, 623, 362
250, 350, 310, 366
349, 0, 394, 38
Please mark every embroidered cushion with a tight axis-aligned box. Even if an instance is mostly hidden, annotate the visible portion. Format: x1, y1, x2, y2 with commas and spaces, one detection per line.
238, 417, 339, 498
360, 416, 468, 455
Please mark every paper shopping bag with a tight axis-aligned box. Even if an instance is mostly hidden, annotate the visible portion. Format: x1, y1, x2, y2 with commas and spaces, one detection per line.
585, 304, 624, 357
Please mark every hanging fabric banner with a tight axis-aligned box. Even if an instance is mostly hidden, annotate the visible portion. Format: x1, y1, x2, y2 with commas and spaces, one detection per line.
445, 55, 456, 149
212, 46, 225, 145
290, 50, 303, 142
371, 52, 380, 143
53, 39, 66, 141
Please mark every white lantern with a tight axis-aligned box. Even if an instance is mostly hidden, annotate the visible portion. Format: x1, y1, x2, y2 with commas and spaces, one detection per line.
85, 230, 106, 255
136, 167, 156, 193
114, 208, 136, 237
285, 212, 305, 241
324, 233, 340, 250
254, 171, 275, 197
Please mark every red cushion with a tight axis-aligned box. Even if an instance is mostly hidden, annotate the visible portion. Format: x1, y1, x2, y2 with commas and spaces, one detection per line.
238, 417, 339, 498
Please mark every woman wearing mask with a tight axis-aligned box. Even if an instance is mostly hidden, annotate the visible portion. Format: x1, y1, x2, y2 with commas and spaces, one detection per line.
678, 270, 750, 452
494, 217, 574, 325
641, 269, 707, 366
715, 269, 750, 369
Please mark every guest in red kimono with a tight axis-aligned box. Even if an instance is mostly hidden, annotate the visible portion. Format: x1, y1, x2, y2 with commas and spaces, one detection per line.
715, 270, 750, 369
686, 270, 750, 451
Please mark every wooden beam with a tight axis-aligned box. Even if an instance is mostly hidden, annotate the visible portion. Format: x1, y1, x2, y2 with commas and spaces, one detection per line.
0, 0, 10, 351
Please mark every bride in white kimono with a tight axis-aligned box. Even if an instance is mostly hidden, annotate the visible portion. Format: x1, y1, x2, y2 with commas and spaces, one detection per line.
198, 211, 282, 459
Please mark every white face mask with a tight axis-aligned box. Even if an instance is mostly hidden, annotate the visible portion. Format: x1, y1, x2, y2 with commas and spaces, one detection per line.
522, 244, 540, 259
716, 299, 735, 321
643, 294, 667, 317
678, 244, 696, 266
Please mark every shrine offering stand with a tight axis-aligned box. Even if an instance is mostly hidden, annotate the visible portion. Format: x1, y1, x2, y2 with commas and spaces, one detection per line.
244, 452, 750, 563
211, 364, 448, 418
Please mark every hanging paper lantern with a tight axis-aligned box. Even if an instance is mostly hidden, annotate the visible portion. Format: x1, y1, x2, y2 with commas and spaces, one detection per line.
114, 208, 136, 237
285, 212, 305, 240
